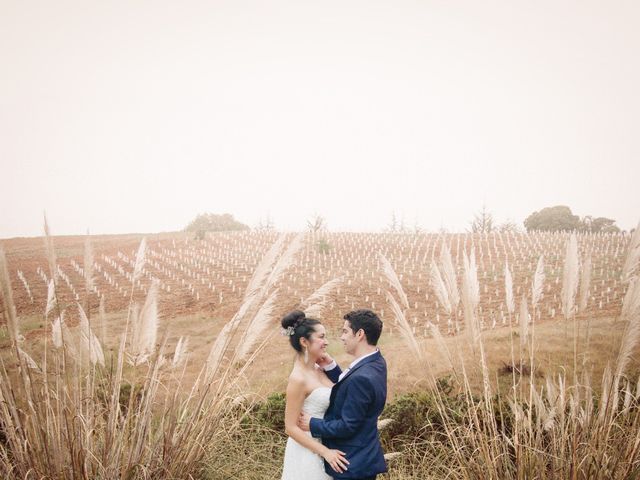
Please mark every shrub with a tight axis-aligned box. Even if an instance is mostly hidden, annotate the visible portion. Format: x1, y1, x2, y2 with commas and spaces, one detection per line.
381, 377, 465, 444
184, 213, 250, 233
316, 238, 332, 254
243, 392, 287, 432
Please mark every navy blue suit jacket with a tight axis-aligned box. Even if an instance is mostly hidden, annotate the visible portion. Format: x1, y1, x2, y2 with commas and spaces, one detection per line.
310, 351, 388, 479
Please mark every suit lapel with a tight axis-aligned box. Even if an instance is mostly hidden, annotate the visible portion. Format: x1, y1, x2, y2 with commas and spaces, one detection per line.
328, 352, 381, 412
335, 351, 381, 385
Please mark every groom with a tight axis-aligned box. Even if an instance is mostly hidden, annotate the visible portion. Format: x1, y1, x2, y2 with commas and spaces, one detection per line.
299, 309, 387, 480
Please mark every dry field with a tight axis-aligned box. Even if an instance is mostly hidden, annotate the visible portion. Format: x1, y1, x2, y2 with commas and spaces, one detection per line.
1, 227, 639, 479
0, 230, 631, 395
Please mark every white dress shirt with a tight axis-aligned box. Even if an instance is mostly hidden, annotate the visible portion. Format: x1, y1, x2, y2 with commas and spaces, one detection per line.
323, 349, 379, 382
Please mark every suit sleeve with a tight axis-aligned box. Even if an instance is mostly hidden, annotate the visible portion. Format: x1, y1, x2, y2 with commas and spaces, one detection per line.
323, 364, 342, 384
310, 374, 373, 439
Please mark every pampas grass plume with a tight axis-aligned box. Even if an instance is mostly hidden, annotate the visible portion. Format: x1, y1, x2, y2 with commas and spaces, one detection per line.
616, 277, 640, 379
265, 233, 305, 289
18, 347, 40, 370
0, 246, 19, 346
236, 289, 279, 362
440, 243, 460, 309
519, 296, 529, 348
133, 238, 146, 285
99, 295, 107, 345
430, 262, 451, 315
621, 277, 640, 320
206, 320, 233, 379
386, 291, 423, 362
579, 253, 592, 313
301, 276, 343, 312
461, 251, 480, 347
379, 253, 409, 309
84, 233, 94, 293
302, 276, 344, 319
244, 233, 286, 297
561, 234, 580, 319
622, 220, 640, 283
172, 336, 188, 369
505, 261, 515, 315
531, 255, 545, 310
45, 279, 56, 317
428, 321, 454, 372
203, 234, 301, 379
78, 303, 105, 367
384, 452, 402, 462
378, 418, 394, 430
52, 313, 64, 348
43, 212, 58, 283
129, 280, 158, 365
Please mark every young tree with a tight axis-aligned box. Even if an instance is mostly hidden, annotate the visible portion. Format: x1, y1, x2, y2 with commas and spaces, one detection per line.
255, 214, 275, 231
470, 205, 494, 233
307, 214, 327, 232
497, 219, 522, 233
387, 212, 399, 233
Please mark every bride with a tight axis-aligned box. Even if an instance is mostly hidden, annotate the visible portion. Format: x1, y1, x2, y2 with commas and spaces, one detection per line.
280, 310, 349, 479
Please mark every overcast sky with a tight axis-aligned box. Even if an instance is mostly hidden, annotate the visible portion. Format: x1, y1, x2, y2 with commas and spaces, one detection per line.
1, 0, 639, 238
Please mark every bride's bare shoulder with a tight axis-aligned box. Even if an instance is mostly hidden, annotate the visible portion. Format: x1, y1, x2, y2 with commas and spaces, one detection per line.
287, 367, 305, 385
285, 369, 307, 395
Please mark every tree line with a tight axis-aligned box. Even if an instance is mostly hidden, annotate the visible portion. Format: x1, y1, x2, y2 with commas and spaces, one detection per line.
184, 205, 622, 235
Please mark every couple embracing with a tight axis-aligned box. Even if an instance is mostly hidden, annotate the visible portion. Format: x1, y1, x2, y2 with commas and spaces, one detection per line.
280, 309, 387, 480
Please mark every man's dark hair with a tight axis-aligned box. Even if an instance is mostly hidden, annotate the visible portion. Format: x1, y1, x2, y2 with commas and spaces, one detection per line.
344, 309, 383, 346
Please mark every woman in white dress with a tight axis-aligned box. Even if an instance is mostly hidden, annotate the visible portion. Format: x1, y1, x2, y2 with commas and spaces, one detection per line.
280, 310, 349, 479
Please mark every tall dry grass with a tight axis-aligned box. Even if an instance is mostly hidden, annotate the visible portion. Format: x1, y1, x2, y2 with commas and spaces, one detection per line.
2, 226, 639, 479
0, 225, 306, 479
382, 230, 640, 479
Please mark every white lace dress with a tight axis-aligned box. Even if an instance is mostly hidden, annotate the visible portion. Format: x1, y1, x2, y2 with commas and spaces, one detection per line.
281, 387, 332, 480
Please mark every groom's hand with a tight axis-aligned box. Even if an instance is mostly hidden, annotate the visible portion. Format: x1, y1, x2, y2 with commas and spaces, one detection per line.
298, 412, 311, 432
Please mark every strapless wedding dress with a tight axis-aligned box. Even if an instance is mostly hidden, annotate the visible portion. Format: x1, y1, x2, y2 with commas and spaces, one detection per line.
281, 387, 332, 480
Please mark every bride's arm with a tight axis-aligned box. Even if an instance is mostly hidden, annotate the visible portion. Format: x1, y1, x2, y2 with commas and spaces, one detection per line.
284, 377, 349, 474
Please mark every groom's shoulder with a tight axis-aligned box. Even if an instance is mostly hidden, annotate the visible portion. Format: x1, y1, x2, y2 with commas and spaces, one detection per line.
360, 350, 384, 364
368, 352, 387, 375
359, 354, 386, 375
373, 350, 387, 365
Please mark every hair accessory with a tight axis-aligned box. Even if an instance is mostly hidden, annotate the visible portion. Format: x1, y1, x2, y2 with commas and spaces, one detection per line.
280, 326, 296, 336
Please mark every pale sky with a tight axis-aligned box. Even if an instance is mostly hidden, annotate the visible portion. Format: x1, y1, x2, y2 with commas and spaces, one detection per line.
1, 0, 639, 238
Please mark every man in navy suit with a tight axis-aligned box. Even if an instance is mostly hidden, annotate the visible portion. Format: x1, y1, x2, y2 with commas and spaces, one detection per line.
299, 309, 388, 480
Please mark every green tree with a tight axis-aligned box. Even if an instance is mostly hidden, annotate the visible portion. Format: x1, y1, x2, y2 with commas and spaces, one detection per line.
580, 216, 620, 233
525, 206, 620, 233
524, 206, 582, 232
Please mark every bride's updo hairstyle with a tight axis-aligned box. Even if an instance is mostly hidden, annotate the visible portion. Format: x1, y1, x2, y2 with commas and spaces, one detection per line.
281, 310, 321, 352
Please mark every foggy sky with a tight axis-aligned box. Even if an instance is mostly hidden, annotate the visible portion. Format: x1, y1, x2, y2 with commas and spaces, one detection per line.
1, 0, 639, 238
